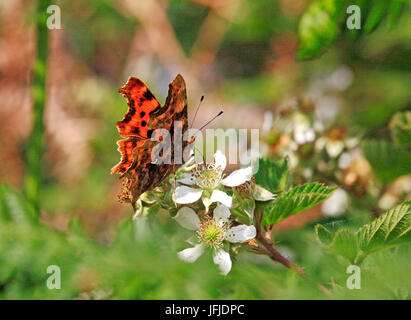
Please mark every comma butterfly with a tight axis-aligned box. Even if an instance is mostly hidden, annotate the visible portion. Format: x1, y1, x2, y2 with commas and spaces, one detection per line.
111, 74, 193, 204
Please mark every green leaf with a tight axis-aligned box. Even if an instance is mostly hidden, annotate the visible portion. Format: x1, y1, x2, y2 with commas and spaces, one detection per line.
262, 183, 336, 225
329, 228, 359, 263
297, 0, 409, 60
390, 111, 411, 147
316, 201, 411, 264
315, 224, 359, 263
0, 184, 37, 225
362, 140, 411, 184
254, 158, 288, 193
315, 224, 333, 245
363, 0, 388, 33
387, 0, 408, 29
296, 0, 341, 60
358, 200, 411, 254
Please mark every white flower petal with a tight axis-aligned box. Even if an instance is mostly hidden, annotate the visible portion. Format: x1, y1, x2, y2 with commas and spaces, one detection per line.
338, 152, 351, 169
322, 189, 349, 217
315, 137, 326, 151
226, 225, 256, 243
305, 128, 316, 142
313, 120, 325, 132
214, 150, 227, 170
178, 244, 205, 263
174, 186, 203, 204
213, 204, 231, 225
173, 207, 201, 230
210, 190, 233, 208
221, 167, 252, 187
326, 140, 344, 158
213, 249, 232, 276
176, 172, 196, 185
345, 137, 359, 149
294, 128, 306, 145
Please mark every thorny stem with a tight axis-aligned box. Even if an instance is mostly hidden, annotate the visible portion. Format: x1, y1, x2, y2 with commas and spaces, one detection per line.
256, 231, 306, 275
254, 203, 331, 296
25, 0, 51, 213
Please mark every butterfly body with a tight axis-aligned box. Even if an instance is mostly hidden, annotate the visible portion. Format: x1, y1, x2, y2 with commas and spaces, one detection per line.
111, 74, 192, 203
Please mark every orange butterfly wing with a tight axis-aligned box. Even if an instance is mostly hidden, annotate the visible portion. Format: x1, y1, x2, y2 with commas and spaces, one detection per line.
116, 77, 162, 139
111, 77, 163, 175
111, 74, 191, 203
110, 137, 145, 175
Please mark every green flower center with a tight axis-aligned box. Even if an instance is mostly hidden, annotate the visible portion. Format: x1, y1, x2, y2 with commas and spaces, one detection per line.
202, 169, 215, 179
197, 218, 228, 248
194, 164, 223, 190
203, 224, 221, 242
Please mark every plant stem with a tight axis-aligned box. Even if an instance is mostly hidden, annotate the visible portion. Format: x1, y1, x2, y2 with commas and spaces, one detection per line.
256, 231, 306, 276
254, 202, 331, 296
256, 232, 331, 295
354, 252, 368, 265
24, 0, 51, 213
254, 203, 305, 274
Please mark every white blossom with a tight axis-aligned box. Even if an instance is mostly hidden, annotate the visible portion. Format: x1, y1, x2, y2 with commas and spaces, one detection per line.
173, 150, 253, 210
174, 205, 256, 275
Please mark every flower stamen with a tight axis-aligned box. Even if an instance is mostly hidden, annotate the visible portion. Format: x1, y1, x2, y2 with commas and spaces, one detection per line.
194, 163, 224, 190
197, 217, 228, 249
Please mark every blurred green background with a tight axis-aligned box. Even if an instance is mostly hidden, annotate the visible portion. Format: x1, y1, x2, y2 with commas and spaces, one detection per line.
0, 0, 410, 299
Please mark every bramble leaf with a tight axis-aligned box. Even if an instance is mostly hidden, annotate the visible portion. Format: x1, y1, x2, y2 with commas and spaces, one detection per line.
316, 201, 411, 264
263, 183, 336, 225
316, 225, 359, 263
315, 224, 333, 245
362, 140, 411, 184
358, 200, 411, 253
387, 0, 407, 29
363, 0, 388, 33
297, 0, 409, 60
254, 158, 288, 193
296, 0, 341, 60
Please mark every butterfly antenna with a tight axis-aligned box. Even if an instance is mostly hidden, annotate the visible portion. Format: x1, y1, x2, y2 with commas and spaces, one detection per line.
188, 110, 223, 142
190, 95, 204, 129
188, 110, 223, 163
197, 110, 223, 132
